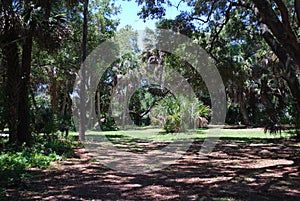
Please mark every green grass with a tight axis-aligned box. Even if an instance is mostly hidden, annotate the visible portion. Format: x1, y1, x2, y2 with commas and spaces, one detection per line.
68, 128, 295, 154
69, 127, 293, 142
214, 128, 292, 139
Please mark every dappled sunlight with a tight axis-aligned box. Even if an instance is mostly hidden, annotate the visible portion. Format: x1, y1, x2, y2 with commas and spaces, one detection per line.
171, 176, 234, 184
5, 136, 300, 200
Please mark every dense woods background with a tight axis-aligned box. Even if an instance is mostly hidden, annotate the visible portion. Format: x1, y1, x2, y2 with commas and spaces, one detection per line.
0, 0, 299, 146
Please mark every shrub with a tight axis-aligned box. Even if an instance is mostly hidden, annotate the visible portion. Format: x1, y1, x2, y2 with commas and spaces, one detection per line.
0, 137, 80, 194
164, 114, 181, 133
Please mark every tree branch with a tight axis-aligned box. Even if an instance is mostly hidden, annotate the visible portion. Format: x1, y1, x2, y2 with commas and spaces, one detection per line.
175, 0, 184, 10
209, 2, 233, 53
0, 36, 28, 49
295, 0, 300, 27
261, 26, 289, 66
261, 26, 300, 104
273, 0, 295, 38
190, 0, 217, 23
252, 0, 300, 70
129, 90, 171, 118
274, 0, 289, 24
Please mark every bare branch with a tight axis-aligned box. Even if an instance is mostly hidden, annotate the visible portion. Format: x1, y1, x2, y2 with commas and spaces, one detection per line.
189, 0, 218, 23
175, 0, 184, 10
129, 90, 171, 118
209, 3, 233, 53
0, 36, 28, 49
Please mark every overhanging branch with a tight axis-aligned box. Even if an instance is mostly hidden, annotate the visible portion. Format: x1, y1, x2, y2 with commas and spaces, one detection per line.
209, 2, 233, 53
189, 0, 217, 23
273, 0, 295, 38
261, 27, 300, 111
129, 89, 171, 118
252, 0, 300, 70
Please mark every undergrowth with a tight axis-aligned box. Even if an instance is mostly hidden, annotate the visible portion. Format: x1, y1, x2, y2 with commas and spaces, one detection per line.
0, 135, 82, 198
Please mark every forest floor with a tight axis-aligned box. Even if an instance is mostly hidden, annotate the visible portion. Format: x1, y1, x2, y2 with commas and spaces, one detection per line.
3, 133, 300, 201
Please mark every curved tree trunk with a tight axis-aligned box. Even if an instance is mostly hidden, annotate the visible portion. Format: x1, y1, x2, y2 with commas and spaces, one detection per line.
252, 0, 300, 71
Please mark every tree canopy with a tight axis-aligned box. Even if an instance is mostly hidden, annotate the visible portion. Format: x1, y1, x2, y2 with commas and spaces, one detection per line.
134, 0, 300, 135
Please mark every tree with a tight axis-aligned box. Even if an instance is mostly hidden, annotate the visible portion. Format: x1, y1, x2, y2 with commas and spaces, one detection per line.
0, 0, 119, 144
135, 0, 300, 137
128, 85, 171, 126
252, 0, 300, 125
94, 26, 141, 130
79, 0, 89, 141
0, 0, 72, 145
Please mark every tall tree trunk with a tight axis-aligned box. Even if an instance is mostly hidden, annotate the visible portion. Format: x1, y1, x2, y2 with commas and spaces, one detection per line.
3, 41, 20, 144
87, 98, 95, 129
108, 84, 115, 120
61, 83, 68, 117
234, 86, 250, 125
79, 0, 89, 141
17, 33, 33, 145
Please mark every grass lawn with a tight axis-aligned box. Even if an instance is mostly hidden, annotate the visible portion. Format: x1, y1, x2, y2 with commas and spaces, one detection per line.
67, 127, 295, 154
69, 127, 293, 142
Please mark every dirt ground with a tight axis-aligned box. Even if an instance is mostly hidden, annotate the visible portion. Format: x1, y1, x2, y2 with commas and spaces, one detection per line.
4, 139, 300, 201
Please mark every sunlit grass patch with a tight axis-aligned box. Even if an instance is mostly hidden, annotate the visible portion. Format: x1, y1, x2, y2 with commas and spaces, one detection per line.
70, 127, 293, 143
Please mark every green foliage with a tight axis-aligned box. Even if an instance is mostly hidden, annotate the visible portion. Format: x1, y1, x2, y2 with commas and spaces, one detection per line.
150, 95, 211, 132
137, 0, 300, 136
0, 136, 81, 192
161, 96, 181, 115
152, 96, 182, 133
128, 86, 168, 126
0, 145, 60, 190
195, 101, 211, 119
164, 113, 181, 133
226, 103, 243, 125
100, 118, 118, 131
0, 150, 60, 171
34, 108, 56, 134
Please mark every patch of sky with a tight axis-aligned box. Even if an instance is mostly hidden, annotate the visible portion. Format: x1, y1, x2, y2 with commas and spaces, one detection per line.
113, 0, 192, 51
114, 0, 191, 30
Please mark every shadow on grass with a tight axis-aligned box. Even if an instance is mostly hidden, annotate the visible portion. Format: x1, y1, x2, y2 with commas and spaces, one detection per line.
84, 134, 170, 154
